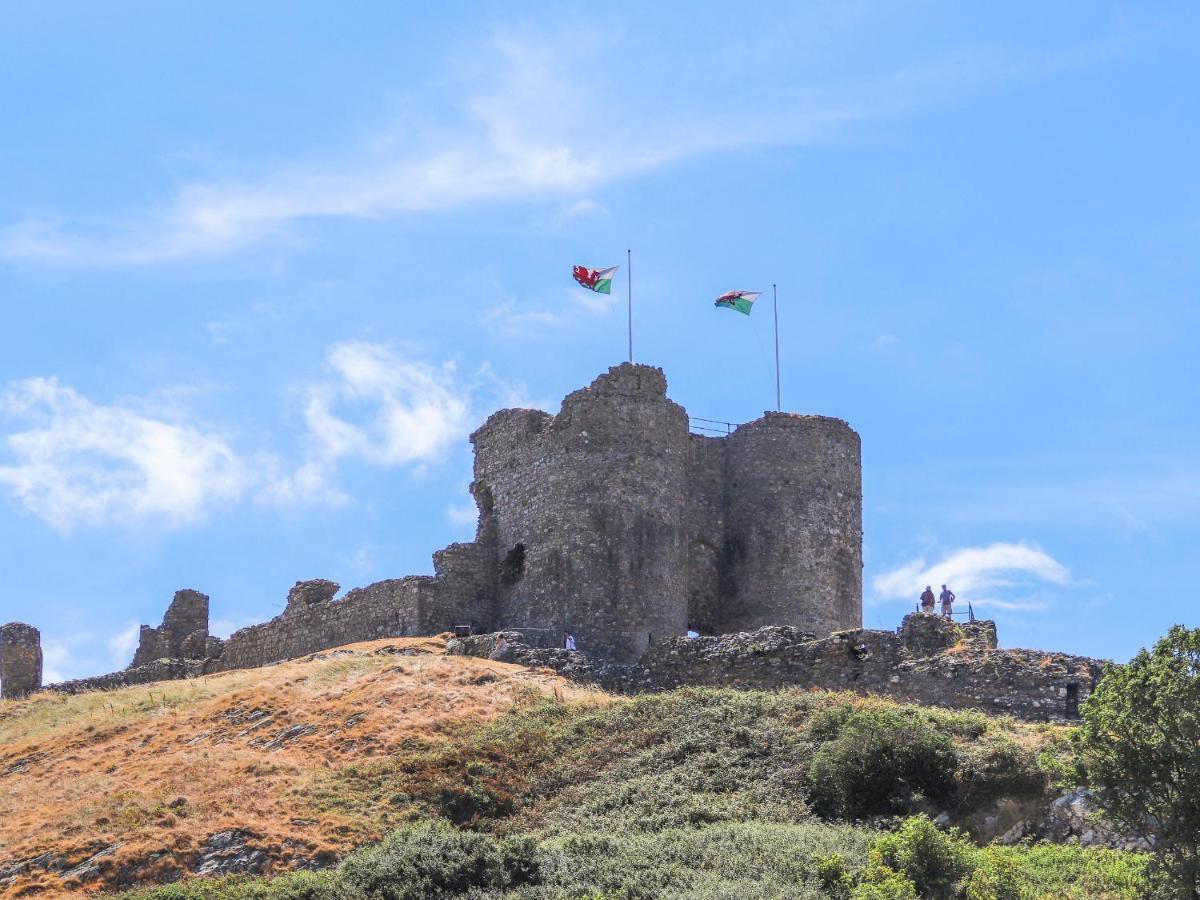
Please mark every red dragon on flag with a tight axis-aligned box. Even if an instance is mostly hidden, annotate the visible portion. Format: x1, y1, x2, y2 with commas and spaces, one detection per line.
572, 264, 618, 294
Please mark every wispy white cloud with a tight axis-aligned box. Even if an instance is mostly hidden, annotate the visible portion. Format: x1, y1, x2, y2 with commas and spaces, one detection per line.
481, 284, 619, 339
479, 302, 567, 337
209, 615, 262, 640
446, 499, 479, 527
871, 541, 1070, 612
40, 637, 74, 685
106, 621, 140, 669
0, 343, 520, 527
40, 621, 143, 683
260, 341, 471, 505
0, 28, 1102, 267
0, 378, 249, 531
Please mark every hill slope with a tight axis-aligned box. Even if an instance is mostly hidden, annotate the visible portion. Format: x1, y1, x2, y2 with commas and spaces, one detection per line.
0, 636, 602, 897
0, 637, 1151, 899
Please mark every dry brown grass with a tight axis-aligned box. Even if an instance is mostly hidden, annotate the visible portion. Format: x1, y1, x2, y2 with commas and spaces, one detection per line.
0, 636, 606, 898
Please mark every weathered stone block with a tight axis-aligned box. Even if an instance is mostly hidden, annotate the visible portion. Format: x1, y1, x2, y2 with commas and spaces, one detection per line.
1, 622, 42, 699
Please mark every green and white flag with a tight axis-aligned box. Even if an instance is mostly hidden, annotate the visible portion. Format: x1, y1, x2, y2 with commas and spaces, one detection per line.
573, 264, 619, 294
715, 290, 761, 315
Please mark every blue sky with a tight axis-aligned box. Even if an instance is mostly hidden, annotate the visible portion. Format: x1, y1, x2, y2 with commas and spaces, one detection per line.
1, 3, 1196, 681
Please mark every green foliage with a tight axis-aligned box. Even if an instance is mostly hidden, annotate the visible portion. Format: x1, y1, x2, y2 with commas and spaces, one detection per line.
964, 844, 1154, 900
807, 706, 959, 818
1033, 728, 1079, 792
963, 849, 1025, 900
816, 853, 854, 899
118, 819, 1156, 900
1076, 625, 1200, 897
353, 689, 1050, 836
849, 871, 918, 899
334, 821, 541, 898
117, 872, 335, 899
118, 687, 1158, 900
861, 815, 975, 899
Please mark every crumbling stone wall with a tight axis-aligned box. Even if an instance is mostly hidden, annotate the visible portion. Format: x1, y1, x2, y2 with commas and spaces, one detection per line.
216, 578, 427, 670
638, 614, 1099, 722
131, 590, 221, 666
449, 614, 1102, 724
472, 365, 692, 662
721, 413, 862, 635
49, 659, 210, 694
1, 622, 42, 699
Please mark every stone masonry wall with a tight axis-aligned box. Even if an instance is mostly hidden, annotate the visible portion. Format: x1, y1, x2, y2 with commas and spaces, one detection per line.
472, 365, 692, 663
637, 614, 1100, 722
685, 434, 726, 634
449, 614, 1103, 724
215, 578, 433, 670
1, 622, 42, 699
131, 589, 219, 666
49, 659, 210, 695
722, 413, 862, 635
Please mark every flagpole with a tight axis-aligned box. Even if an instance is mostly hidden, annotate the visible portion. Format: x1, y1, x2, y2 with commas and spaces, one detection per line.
773, 283, 781, 411
627, 249, 632, 363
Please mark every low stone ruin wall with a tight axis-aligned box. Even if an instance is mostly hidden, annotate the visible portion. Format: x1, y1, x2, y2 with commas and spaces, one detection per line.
48, 659, 211, 695
448, 614, 1106, 723
214, 577, 439, 671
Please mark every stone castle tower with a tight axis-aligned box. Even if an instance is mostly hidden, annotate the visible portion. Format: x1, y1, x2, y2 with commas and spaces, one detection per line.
469, 363, 862, 661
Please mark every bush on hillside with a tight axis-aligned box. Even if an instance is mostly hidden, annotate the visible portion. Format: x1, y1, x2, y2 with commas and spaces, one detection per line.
334, 822, 540, 899
849, 871, 919, 900
807, 705, 959, 819
860, 815, 975, 899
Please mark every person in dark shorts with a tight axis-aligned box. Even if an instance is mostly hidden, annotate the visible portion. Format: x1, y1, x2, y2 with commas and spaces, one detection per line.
920, 586, 936, 613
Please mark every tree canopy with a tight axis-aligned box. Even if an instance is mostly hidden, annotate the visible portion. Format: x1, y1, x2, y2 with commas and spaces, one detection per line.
1077, 625, 1200, 898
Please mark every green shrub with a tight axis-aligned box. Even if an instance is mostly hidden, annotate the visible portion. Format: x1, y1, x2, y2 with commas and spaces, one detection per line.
863, 815, 975, 899
116, 872, 335, 900
964, 849, 1025, 900
816, 852, 854, 899
807, 706, 958, 819
849, 870, 918, 900
334, 821, 540, 899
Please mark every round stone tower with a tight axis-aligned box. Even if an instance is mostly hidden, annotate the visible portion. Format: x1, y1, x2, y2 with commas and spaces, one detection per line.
721, 413, 862, 635
471, 364, 690, 662
1, 622, 43, 699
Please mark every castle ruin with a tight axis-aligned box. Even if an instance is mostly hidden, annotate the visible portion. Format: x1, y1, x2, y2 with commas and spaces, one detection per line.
0, 363, 1102, 723
0, 623, 42, 700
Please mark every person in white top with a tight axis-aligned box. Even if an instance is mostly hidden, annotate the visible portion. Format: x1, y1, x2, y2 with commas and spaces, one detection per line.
564, 631, 577, 652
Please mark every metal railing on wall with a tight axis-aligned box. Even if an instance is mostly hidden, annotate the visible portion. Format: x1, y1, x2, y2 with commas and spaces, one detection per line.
689, 417, 740, 436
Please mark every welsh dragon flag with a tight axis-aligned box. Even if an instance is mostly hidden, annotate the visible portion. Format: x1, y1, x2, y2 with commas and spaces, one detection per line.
715, 290, 761, 315
573, 264, 619, 294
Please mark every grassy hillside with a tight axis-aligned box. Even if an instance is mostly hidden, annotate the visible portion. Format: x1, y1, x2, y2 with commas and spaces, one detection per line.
0, 637, 601, 898
0, 638, 1152, 898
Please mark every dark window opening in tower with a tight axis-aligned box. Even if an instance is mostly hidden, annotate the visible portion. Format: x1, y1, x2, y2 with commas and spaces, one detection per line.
1065, 682, 1080, 718
500, 543, 526, 585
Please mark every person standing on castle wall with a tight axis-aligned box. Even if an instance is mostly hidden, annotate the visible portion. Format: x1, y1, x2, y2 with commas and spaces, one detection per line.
564, 631, 577, 652
940, 585, 956, 620
920, 586, 936, 614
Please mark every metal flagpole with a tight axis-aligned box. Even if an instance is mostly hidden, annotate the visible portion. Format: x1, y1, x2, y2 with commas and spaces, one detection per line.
773, 283, 781, 411
627, 249, 633, 363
